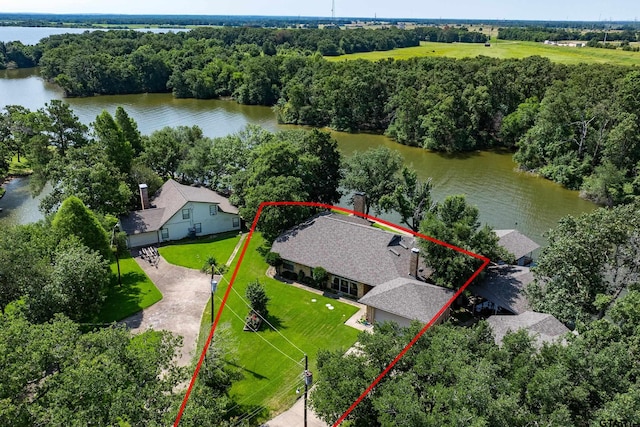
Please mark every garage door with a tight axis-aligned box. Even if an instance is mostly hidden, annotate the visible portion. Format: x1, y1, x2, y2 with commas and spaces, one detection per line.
374, 309, 412, 328
128, 232, 159, 248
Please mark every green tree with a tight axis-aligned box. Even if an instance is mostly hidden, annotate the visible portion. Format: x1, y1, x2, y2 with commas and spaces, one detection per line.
39, 100, 88, 156
419, 195, 509, 288
0, 310, 185, 427
141, 126, 200, 178
51, 196, 111, 260
47, 238, 110, 321
245, 280, 269, 317
93, 110, 134, 174
42, 145, 133, 216
526, 202, 640, 326
341, 146, 403, 215
380, 166, 435, 232
115, 106, 143, 155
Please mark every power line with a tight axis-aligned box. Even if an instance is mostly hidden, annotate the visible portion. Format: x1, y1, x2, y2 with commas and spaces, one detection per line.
222, 301, 303, 367
214, 266, 306, 357
232, 380, 304, 426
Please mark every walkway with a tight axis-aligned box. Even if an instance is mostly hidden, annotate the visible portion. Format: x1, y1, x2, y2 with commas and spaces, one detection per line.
120, 249, 213, 366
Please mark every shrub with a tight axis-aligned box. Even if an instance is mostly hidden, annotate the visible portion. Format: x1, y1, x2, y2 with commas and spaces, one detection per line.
312, 267, 328, 287
265, 251, 282, 267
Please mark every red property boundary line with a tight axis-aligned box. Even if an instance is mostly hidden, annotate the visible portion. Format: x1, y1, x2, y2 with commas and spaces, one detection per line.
173, 201, 490, 426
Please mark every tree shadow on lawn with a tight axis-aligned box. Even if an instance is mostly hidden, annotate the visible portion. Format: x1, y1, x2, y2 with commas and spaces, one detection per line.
261, 312, 285, 331
225, 360, 269, 381
98, 271, 151, 324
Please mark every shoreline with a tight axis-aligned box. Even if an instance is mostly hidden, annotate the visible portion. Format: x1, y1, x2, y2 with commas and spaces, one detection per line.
0, 173, 31, 200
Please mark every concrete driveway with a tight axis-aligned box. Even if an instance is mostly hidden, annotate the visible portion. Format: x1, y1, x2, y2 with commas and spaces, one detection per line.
264, 395, 329, 427
121, 250, 214, 366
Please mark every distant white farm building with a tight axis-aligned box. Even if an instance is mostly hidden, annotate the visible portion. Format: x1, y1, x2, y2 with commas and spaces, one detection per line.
119, 179, 241, 248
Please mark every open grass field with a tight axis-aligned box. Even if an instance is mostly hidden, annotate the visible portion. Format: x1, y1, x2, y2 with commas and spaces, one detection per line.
93, 252, 163, 323
196, 232, 360, 422
158, 231, 241, 270
327, 39, 640, 66
8, 155, 32, 176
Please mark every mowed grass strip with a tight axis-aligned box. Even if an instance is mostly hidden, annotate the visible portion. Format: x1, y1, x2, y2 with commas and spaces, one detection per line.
95, 252, 163, 323
197, 232, 360, 419
327, 40, 640, 66
158, 231, 241, 270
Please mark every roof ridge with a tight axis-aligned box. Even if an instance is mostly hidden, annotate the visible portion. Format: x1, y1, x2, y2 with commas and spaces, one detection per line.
167, 179, 189, 203
326, 214, 398, 236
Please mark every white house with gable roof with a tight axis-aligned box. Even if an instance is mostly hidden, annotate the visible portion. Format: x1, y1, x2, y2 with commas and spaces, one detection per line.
119, 179, 241, 248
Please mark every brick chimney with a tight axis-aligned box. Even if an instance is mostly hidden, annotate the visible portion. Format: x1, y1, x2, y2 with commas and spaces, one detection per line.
139, 184, 149, 210
410, 248, 420, 278
353, 192, 366, 216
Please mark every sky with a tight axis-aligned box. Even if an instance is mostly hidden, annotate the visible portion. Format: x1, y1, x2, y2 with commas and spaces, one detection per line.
2, 0, 639, 22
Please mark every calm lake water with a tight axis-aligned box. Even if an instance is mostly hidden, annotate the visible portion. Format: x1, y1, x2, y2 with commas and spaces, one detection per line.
0, 26, 186, 45
0, 66, 596, 245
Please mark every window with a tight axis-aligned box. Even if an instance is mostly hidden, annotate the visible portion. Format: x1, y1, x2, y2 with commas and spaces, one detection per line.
209, 205, 218, 215
232, 217, 240, 228
194, 223, 202, 233
334, 276, 358, 296
283, 262, 294, 271
161, 228, 169, 239
182, 209, 190, 220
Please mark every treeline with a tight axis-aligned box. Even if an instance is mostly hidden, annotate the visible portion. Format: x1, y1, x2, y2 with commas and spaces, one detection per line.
4, 29, 639, 205
498, 26, 640, 42
0, 24, 488, 73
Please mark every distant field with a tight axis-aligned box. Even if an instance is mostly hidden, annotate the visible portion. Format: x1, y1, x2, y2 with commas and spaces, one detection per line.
327, 40, 640, 66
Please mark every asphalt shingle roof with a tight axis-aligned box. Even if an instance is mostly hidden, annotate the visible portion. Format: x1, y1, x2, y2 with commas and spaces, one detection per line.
470, 265, 533, 314
271, 213, 431, 287
487, 311, 571, 346
120, 179, 238, 234
358, 278, 455, 324
494, 229, 540, 260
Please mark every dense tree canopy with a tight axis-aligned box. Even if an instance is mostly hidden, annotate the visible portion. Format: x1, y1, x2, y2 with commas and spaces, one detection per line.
341, 146, 403, 215
312, 291, 640, 426
0, 309, 184, 426
527, 200, 640, 327
419, 195, 511, 288
231, 128, 342, 242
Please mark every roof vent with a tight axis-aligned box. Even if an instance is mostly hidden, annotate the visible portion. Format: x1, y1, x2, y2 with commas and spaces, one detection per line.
389, 248, 400, 256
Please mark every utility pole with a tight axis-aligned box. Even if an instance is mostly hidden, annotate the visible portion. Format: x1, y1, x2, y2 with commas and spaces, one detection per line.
304, 354, 309, 427
210, 265, 218, 325
112, 225, 121, 286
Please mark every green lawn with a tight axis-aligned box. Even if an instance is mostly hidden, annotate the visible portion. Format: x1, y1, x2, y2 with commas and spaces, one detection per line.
196, 232, 360, 421
8, 155, 32, 176
93, 252, 163, 323
158, 231, 241, 270
327, 39, 640, 66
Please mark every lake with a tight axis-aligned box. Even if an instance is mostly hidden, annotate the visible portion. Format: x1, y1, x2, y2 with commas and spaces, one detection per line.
0, 26, 186, 45
0, 67, 596, 246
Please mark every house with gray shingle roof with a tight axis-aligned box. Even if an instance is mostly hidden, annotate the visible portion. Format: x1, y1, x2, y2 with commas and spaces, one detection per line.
120, 179, 240, 248
494, 229, 540, 266
271, 212, 452, 326
469, 265, 533, 315
486, 311, 571, 347
359, 278, 455, 328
